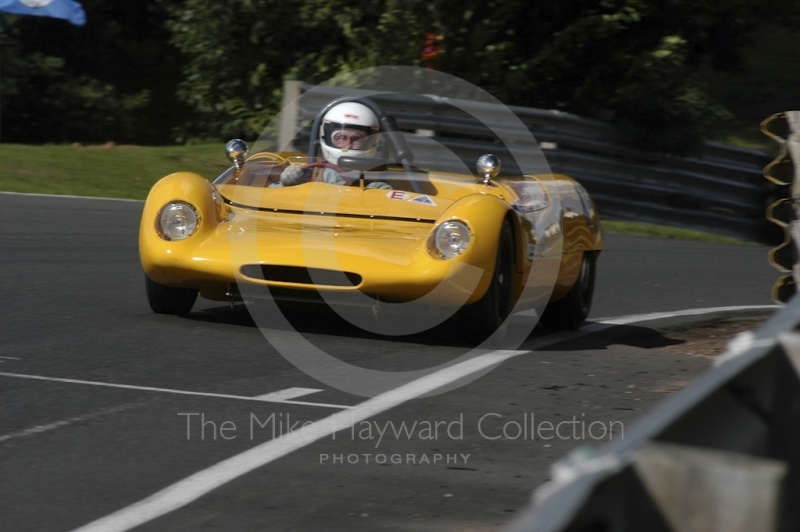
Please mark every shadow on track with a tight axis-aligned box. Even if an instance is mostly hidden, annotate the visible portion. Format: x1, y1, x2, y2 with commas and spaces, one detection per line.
542, 324, 687, 351
184, 300, 561, 349
185, 301, 685, 354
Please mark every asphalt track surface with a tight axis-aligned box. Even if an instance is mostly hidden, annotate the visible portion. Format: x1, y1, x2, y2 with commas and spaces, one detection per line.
0, 193, 782, 531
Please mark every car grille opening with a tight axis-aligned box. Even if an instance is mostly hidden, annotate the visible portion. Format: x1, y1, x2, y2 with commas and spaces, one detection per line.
240, 265, 362, 287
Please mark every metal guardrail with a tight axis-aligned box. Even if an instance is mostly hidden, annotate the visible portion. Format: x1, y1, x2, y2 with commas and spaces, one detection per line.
279, 81, 778, 243
506, 298, 800, 532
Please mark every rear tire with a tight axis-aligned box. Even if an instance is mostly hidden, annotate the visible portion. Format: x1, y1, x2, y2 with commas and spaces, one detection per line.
145, 274, 198, 316
462, 219, 514, 339
540, 251, 596, 330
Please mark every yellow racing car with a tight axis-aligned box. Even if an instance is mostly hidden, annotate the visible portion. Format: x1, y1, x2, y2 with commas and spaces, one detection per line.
139, 97, 603, 337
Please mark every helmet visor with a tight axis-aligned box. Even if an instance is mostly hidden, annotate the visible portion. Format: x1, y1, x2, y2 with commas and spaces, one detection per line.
323, 122, 377, 151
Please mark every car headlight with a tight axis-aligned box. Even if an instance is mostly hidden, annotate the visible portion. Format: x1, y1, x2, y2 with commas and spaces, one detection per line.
432, 220, 472, 259
158, 202, 200, 241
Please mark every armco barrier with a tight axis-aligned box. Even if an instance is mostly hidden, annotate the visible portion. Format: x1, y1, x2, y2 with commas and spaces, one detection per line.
279, 81, 777, 243
506, 298, 800, 532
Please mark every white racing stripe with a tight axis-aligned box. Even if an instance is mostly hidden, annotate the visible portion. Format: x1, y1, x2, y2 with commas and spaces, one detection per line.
69, 304, 778, 532
0, 373, 351, 410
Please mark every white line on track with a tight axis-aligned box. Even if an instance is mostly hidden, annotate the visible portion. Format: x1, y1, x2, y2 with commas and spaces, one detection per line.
0, 356, 21, 361
0, 373, 351, 410
0, 191, 143, 202
595, 305, 780, 326
0, 403, 141, 444
253, 387, 323, 401
70, 304, 777, 532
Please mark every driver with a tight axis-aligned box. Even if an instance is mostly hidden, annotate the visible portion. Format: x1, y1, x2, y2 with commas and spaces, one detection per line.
277, 101, 392, 189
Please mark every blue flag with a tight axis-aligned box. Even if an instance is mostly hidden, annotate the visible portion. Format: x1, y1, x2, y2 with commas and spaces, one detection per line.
0, 0, 85, 26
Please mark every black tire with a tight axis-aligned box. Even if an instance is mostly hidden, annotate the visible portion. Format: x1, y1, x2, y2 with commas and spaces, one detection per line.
145, 274, 198, 316
462, 219, 515, 339
540, 251, 596, 330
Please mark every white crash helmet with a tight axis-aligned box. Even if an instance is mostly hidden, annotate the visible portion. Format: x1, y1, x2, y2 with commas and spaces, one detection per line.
319, 102, 379, 165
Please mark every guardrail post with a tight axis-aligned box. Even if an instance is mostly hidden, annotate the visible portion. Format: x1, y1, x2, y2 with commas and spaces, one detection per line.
279, 80, 303, 152
633, 442, 787, 532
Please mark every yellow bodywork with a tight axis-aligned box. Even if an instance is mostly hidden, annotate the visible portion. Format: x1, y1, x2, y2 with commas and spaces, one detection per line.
139, 153, 603, 310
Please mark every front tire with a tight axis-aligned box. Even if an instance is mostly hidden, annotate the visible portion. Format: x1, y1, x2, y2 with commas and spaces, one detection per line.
540, 251, 596, 330
462, 219, 515, 339
145, 274, 198, 316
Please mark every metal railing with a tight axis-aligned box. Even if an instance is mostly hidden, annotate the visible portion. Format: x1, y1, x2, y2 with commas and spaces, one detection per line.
280, 81, 777, 242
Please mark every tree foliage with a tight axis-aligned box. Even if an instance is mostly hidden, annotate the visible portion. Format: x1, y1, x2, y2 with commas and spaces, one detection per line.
429, 0, 799, 152
164, 0, 430, 140
0, 0, 184, 144
165, 0, 290, 141
0, 0, 797, 151
166, 0, 799, 152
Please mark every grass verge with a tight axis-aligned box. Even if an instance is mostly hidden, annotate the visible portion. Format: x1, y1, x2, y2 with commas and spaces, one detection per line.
0, 143, 227, 200
602, 220, 754, 245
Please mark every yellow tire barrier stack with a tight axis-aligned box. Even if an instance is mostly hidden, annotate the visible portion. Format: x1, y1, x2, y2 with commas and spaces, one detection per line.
762, 112, 800, 303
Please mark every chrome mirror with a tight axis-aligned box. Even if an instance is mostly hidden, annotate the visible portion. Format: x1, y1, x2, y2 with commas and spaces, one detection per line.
476, 154, 501, 185
225, 139, 249, 169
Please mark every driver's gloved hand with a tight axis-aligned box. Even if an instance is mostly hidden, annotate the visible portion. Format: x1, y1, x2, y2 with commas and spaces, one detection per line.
366, 182, 392, 190
280, 165, 307, 186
